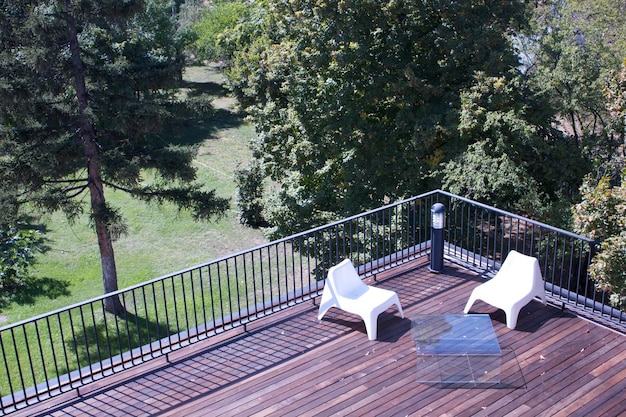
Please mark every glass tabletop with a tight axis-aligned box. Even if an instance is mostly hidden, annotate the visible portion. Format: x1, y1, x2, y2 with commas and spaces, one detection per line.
411, 314, 502, 385
411, 314, 501, 355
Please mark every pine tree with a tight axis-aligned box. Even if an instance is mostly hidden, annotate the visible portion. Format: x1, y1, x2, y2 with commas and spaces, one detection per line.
0, 0, 229, 314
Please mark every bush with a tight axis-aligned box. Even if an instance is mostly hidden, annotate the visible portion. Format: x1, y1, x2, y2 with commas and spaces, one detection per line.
589, 234, 626, 308
0, 224, 42, 291
234, 161, 267, 228
573, 173, 626, 308
191, 0, 251, 61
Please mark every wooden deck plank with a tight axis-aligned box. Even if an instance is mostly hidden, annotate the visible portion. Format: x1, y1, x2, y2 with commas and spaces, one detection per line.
516, 329, 620, 415
12, 256, 626, 417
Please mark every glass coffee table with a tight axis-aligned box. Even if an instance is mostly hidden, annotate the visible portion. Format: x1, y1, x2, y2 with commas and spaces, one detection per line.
411, 314, 502, 386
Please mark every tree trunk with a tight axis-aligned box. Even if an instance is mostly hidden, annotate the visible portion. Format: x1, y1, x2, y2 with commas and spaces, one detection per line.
65, 1, 125, 315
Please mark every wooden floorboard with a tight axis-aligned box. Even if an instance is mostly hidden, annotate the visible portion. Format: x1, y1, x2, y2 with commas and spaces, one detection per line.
11, 256, 626, 417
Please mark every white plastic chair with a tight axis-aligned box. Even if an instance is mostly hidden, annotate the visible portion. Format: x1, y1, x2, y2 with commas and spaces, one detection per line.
317, 259, 404, 340
464, 250, 546, 329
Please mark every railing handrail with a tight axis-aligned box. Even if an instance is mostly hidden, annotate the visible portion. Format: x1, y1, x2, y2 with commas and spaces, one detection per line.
434, 189, 598, 244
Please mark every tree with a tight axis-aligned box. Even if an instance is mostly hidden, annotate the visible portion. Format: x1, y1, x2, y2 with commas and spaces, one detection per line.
0, 0, 229, 314
604, 59, 626, 176
441, 71, 590, 222
223, 0, 528, 237
525, 0, 626, 181
572, 174, 626, 308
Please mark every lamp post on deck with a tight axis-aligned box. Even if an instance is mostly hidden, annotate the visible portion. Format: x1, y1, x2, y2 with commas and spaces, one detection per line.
429, 203, 446, 273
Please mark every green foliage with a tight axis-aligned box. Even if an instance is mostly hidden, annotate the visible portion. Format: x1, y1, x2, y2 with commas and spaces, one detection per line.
572, 175, 626, 241
441, 72, 589, 219
572, 174, 626, 308
0, 224, 43, 292
441, 140, 546, 214
0, 0, 231, 221
603, 59, 626, 177
589, 234, 626, 308
224, 0, 528, 236
234, 160, 267, 227
191, 0, 251, 61
526, 0, 626, 180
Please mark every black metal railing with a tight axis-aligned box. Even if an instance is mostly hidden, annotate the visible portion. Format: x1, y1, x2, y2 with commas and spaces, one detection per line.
434, 191, 622, 320
0, 190, 623, 414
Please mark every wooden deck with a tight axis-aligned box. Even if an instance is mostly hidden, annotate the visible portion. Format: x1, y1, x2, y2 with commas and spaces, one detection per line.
15, 257, 626, 417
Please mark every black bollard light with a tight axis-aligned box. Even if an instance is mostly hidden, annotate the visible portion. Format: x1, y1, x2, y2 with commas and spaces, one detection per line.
429, 203, 446, 273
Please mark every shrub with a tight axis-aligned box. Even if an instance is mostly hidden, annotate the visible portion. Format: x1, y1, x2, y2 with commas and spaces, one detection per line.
234, 160, 267, 228
191, 0, 251, 61
573, 173, 626, 308
0, 224, 42, 291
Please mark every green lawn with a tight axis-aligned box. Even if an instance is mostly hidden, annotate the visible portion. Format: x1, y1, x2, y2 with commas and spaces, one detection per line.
0, 64, 267, 326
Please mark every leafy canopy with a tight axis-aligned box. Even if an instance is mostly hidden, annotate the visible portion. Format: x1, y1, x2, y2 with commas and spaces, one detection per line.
441, 71, 589, 220
526, 0, 626, 180
191, 0, 252, 61
223, 0, 527, 237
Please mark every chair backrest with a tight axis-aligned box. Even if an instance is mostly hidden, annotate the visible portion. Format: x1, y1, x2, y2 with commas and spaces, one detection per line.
328, 259, 368, 297
496, 250, 543, 290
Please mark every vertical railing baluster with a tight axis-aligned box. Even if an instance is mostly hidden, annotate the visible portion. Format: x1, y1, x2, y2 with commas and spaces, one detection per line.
88, 303, 103, 376
267, 245, 273, 310
56, 313, 72, 386
171, 276, 181, 341
14, 327, 27, 401
150, 283, 163, 352
1, 329, 17, 408
259, 248, 267, 313
215, 262, 225, 328
558, 238, 568, 297
187, 270, 198, 341
66, 309, 82, 382
207, 263, 217, 331
99, 300, 114, 374
551, 233, 560, 296
129, 290, 143, 363
198, 266, 209, 335
282, 240, 296, 305
241, 254, 250, 317
275, 241, 282, 306
33, 320, 50, 399
181, 272, 191, 341
580, 242, 591, 309
20, 325, 37, 400
500, 214, 505, 259
44, 315, 61, 393
77, 306, 94, 379
250, 251, 258, 317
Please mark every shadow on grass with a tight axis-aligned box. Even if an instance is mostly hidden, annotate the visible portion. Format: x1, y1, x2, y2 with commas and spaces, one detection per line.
62, 311, 176, 376
169, 107, 247, 147
166, 78, 247, 148
0, 277, 71, 309
0, 222, 69, 310
181, 79, 230, 97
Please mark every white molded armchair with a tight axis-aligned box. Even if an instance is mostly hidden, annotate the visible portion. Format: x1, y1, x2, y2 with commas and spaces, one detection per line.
464, 250, 546, 329
318, 259, 404, 340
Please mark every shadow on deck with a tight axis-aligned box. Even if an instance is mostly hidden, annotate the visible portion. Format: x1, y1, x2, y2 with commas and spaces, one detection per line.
17, 257, 626, 417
